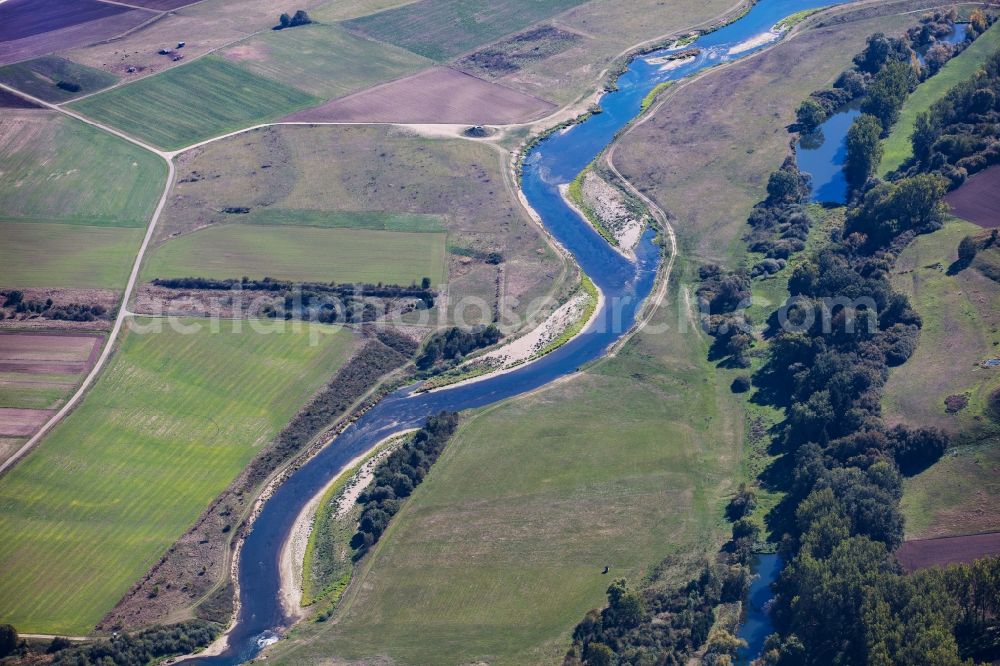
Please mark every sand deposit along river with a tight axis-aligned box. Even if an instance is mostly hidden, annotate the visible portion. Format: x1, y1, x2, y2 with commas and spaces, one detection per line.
185, 1, 846, 662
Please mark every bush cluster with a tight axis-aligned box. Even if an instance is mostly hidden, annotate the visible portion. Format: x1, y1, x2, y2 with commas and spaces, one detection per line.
415, 325, 502, 371
2, 291, 109, 321
565, 567, 750, 666
45, 621, 217, 665
351, 412, 459, 554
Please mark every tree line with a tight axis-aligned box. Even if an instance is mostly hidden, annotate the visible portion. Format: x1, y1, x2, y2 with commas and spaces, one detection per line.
151, 276, 436, 324
0, 620, 218, 665
351, 413, 459, 555
908, 39, 1000, 186
2, 290, 110, 322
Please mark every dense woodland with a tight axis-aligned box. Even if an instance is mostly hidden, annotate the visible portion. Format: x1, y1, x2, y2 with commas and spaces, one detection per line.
570, 13, 1000, 666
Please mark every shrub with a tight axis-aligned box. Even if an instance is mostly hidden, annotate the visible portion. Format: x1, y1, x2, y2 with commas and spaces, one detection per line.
730, 375, 752, 394
796, 98, 827, 131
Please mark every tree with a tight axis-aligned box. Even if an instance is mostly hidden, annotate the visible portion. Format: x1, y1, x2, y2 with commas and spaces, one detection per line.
845, 114, 884, 189
862, 61, 916, 128
731, 374, 751, 393
278, 12, 290, 27
585, 642, 615, 666
0, 624, 15, 657
604, 578, 647, 629
290, 9, 312, 26
767, 167, 806, 204
911, 110, 940, 163
970, 8, 988, 35
796, 98, 827, 132
957, 235, 978, 265
727, 483, 758, 519
47, 636, 73, 654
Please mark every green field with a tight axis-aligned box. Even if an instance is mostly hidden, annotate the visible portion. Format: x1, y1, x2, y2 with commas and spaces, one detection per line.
158, 124, 568, 327
143, 224, 447, 285
222, 24, 431, 99
879, 21, 1000, 176
0, 221, 143, 288
882, 219, 1000, 538
0, 111, 165, 226
69, 57, 318, 150
0, 319, 357, 634
243, 209, 446, 232
269, 278, 742, 665
0, 56, 118, 103
341, 0, 587, 61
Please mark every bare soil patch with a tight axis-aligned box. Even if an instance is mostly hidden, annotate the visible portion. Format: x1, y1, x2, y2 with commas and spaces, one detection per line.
0, 407, 53, 436
0, 332, 100, 364
0, 330, 102, 385
456, 26, 583, 79
0, 0, 155, 65
283, 67, 555, 124
896, 531, 1000, 572
945, 165, 1000, 228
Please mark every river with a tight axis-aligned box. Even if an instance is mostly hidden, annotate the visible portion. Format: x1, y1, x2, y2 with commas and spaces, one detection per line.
186, 1, 847, 663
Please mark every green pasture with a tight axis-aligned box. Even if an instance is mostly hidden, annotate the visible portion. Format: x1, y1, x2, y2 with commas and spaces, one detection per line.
883, 219, 1000, 538
880, 21, 1000, 176
0, 319, 356, 634
222, 24, 431, 99
0, 112, 165, 226
0, 221, 143, 288
0, 56, 118, 103
69, 57, 318, 150
143, 224, 447, 285
243, 209, 446, 232
341, 0, 587, 61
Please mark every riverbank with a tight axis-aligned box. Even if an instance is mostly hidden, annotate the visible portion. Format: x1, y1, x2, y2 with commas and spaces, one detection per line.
278, 429, 416, 621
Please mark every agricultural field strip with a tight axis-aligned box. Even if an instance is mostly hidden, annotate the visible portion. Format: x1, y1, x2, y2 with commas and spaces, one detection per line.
0, 82, 174, 476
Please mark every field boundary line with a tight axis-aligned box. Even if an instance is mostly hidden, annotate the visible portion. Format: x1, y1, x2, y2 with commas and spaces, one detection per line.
0, 82, 174, 478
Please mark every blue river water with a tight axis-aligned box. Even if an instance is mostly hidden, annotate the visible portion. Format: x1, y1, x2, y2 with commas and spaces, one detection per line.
735, 553, 783, 664
797, 104, 861, 204
185, 2, 846, 663
797, 22, 970, 204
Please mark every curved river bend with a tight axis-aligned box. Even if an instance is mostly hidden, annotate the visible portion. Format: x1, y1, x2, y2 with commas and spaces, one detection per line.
188, 2, 844, 662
